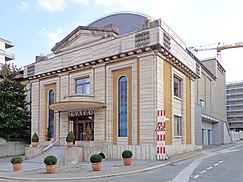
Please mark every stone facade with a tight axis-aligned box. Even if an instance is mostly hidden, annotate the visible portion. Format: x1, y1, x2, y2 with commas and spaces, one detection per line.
24, 12, 201, 160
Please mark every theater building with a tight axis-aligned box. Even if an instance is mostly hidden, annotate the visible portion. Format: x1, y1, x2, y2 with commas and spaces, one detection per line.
24, 12, 201, 160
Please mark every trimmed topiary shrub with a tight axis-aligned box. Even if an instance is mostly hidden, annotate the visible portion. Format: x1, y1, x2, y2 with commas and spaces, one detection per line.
90, 154, 102, 163
122, 150, 133, 158
44, 155, 57, 165
11, 156, 23, 164
32, 132, 39, 142
66, 131, 75, 142
99, 152, 105, 159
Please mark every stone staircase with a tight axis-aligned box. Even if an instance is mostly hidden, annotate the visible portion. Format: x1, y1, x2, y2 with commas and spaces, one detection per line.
27, 146, 66, 165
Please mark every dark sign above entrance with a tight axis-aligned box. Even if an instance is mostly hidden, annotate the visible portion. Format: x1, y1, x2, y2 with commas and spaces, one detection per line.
68, 110, 94, 117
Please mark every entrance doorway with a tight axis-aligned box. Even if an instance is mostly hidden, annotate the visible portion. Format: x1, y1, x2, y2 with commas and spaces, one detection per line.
69, 115, 94, 141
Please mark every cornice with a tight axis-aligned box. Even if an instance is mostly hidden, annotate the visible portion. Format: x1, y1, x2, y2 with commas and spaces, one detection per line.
28, 44, 200, 80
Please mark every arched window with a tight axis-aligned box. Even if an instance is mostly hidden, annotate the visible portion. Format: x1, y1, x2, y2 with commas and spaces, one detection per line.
118, 76, 128, 137
49, 90, 55, 138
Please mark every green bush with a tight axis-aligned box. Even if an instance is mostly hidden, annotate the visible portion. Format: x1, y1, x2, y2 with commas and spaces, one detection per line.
90, 154, 102, 163
11, 156, 23, 164
99, 152, 106, 159
31, 132, 39, 142
66, 131, 75, 142
122, 150, 133, 158
44, 155, 57, 165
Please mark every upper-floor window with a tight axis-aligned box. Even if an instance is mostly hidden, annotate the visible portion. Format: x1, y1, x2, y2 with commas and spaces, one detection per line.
174, 75, 182, 98
174, 115, 182, 136
118, 76, 128, 137
76, 77, 90, 94
200, 99, 205, 113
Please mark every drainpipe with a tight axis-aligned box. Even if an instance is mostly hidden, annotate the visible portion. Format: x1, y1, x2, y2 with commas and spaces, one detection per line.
59, 111, 60, 145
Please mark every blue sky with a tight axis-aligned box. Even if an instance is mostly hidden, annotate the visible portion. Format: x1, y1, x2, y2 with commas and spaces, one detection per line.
1, 0, 243, 82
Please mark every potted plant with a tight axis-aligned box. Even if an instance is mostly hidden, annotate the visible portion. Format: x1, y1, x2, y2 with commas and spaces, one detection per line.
90, 154, 102, 171
99, 152, 106, 160
11, 156, 23, 171
31, 132, 39, 147
122, 150, 133, 166
44, 155, 57, 174
66, 131, 75, 147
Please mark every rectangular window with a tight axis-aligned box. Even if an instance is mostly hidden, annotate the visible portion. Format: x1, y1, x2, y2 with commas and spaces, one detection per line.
174, 75, 182, 98
200, 99, 205, 113
76, 77, 90, 94
174, 115, 182, 136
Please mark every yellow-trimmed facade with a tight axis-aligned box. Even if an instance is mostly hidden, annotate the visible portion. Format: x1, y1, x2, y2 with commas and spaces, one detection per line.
24, 12, 201, 160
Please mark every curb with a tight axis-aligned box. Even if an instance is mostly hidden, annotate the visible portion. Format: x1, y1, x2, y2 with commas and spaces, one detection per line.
0, 153, 203, 181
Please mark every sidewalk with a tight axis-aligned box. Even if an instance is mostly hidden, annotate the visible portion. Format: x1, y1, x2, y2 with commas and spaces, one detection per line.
0, 141, 239, 181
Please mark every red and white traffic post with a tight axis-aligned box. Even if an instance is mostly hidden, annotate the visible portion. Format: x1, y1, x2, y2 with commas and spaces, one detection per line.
155, 110, 168, 160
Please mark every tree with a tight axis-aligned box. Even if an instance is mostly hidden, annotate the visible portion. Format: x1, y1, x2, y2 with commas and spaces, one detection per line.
0, 64, 30, 141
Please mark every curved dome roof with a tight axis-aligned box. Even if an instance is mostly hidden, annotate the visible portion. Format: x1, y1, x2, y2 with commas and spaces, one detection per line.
88, 12, 151, 35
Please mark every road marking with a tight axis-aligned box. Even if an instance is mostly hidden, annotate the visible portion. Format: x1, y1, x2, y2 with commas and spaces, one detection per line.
221, 149, 238, 153
200, 170, 207, 173
172, 157, 204, 182
207, 166, 213, 170
194, 175, 199, 179
214, 163, 219, 166
219, 161, 223, 164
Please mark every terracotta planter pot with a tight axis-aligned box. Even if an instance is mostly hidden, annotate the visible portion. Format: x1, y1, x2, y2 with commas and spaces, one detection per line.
123, 158, 132, 166
46, 165, 56, 174
91, 162, 101, 171
32, 142, 38, 147
12, 163, 23, 171
67, 142, 74, 147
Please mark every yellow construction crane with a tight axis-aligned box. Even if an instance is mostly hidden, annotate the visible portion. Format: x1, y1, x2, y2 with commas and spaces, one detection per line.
188, 42, 243, 61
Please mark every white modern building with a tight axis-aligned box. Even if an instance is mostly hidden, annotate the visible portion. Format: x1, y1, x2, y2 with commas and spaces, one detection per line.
227, 80, 243, 131
0, 38, 15, 65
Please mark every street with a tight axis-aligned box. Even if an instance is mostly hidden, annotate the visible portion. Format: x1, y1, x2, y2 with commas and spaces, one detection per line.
1, 143, 243, 182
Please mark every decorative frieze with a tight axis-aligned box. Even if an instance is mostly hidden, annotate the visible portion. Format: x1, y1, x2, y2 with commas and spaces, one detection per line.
135, 31, 150, 48
27, 64, 35, 76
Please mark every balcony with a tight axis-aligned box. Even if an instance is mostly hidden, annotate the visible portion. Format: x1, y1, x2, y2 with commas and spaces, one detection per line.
200, 106, 225, 123
0, 49, 15, 61
63, 94, 95, 102
49, 94, 106, 112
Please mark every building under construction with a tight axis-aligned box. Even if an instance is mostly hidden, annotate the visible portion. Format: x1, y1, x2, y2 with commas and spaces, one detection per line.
226, 80, 243, 131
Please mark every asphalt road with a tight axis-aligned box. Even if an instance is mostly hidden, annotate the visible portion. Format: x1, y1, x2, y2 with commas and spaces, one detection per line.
189, 144, 243, 182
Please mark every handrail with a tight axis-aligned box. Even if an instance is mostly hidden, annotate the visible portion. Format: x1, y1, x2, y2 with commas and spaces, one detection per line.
42, 140, 57, 153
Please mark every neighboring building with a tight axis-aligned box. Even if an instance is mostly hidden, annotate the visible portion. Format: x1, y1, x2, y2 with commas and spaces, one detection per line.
226, 80, 243, 131
194, 57, 230, 145
0, 38, 15, 65
24, 12, 202, 160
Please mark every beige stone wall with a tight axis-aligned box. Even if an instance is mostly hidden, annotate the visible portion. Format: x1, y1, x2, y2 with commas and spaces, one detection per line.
139, 54, 156, 144
30, 80, 40, 136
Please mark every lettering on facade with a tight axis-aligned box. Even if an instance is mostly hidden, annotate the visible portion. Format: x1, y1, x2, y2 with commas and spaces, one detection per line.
135, 31, 150, 48
27, 64, 35, 76
68, 110, 94, 117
